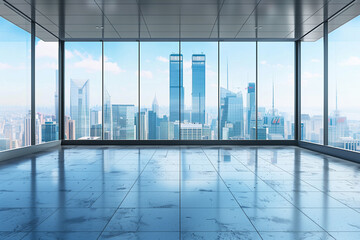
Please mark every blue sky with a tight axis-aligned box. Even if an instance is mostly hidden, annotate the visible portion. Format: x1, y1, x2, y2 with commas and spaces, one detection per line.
1, 15, 360, 120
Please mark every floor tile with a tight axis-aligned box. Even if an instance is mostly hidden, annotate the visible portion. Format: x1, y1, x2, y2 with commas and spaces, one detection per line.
181, 231, 261, 240
105, 208, 179, 232
302, 208, 360, 231
260, 231, 335, 240
99, 231, 179, 240
0, 208, 57, 232
244, 208, 323, 231
22, 231, 101, 240
181, 208, 256, 231
121, 191, 179, 208
181, 191, 239, 208
35, 208, 116, 231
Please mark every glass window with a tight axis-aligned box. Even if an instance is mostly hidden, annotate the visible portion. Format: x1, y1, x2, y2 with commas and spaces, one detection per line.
301, 26, 324, 144
0, 17, 31, 151
328, 14, 360, 152
35, 26, 59, 144
181, 42, 218, 140
140, 42, 179, 140
65, 42, 102, 140
104, 42, 138, 140
258, 42, 295, 140
219, 42, 256, 140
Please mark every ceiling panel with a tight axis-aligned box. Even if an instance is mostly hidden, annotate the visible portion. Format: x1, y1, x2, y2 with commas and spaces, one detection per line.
0, 0, 359, 41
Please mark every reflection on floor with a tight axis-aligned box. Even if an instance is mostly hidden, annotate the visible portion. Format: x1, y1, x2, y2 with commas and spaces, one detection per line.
0, 146, 360, 239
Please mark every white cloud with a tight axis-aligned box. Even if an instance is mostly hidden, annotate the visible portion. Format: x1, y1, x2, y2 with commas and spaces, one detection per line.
135, 70, 153, 79
105, 61, 124, 74
74, 56, 102, 72
340, 56, 360, 66
0, 62, 12, 70
0, 62, 27, 70
303, 71, 322, 79
141, 70, 153, 79
35, 40, 58, 59
260, 60, 267, 65
184, 60, 192, 70
104, 56, 125, 74
70, 51, 123, 74
206, 69, 217, 78
36, 62, 58, 70
156, 56, 168, 63
65, 49, 74, 59
311, 58, 320, 63
73, 50, 86, 59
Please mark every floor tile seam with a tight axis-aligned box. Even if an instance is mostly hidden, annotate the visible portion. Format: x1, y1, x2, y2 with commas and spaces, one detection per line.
20, 230, 341, 233
229, 151, 322, 196
87, 191, 108, 208
19, 207, 62, 240
297, 179, 360, 211
233, 151, 300, 177
201, 148, 264, 240
222, 149, 336, 237
96, 148, 159, 240
255, 175, 336, 238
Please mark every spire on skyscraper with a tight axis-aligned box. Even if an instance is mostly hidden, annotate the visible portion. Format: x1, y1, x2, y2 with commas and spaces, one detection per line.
152, 94, 159, 115
227, 58, 229, 91
272, 80, 275, 116
335, 80, 338, 115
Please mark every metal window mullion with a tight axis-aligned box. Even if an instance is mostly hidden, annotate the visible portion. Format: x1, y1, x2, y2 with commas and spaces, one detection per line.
324, 21, 329, 145
295, 41, 301, 141
255, 41, 258, 140
179, 41, 181, 141
31, 20, 35, 146
138, 41, 140, 140
59, 40, 65, 140
102, 41, 104, 140
218, 41, 220, 140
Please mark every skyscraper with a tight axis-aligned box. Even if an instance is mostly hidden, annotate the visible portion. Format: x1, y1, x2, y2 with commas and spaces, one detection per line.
112, 104, 135, 140
220, 87, 244, 139
41, 121, 58, 142
247, 82, 256, 138
24, 111, 31, 146
70, 79, 90, 139
191, 54, 206, 124
68, 120, 75, 140
148, 110, 157, 139
54, 70, 59, 125
103, 90, 112, 140
152, 95, 159, 116
169, 54, 184, 122
90, 108, 101, 126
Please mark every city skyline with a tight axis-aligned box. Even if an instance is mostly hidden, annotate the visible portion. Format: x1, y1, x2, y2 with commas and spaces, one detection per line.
1, 15, 360, 151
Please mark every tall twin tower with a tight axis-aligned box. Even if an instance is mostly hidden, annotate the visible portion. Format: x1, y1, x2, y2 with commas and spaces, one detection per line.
169, 53, 206, 124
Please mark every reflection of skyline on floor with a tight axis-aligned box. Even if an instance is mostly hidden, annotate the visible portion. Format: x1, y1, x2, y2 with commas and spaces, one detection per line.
1, 146, 359, 238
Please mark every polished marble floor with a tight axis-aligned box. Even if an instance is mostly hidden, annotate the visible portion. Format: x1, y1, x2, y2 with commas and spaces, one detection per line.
0, 146, 360, 239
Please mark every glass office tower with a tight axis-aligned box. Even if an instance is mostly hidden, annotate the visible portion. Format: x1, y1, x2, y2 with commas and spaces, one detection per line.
191, 54, 206, 125
70, 79, 90, 139
169, 54, 184, 123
